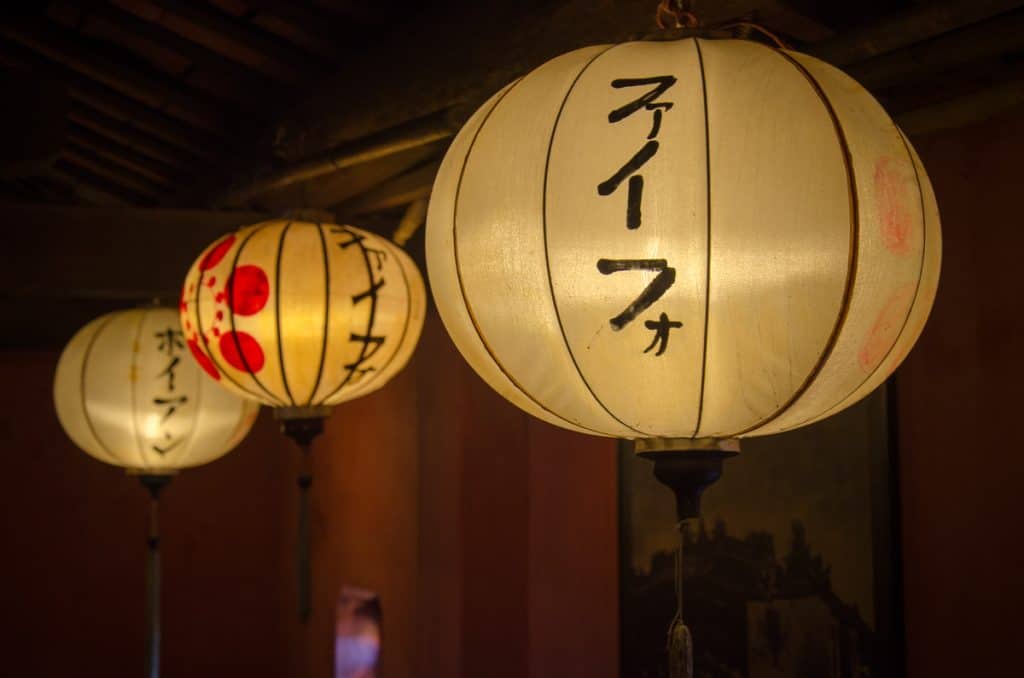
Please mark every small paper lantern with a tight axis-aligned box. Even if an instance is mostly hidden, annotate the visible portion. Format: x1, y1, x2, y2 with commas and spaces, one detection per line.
426, 37, 941, 440
54, 306, 258, 472
180, 220, 426, 410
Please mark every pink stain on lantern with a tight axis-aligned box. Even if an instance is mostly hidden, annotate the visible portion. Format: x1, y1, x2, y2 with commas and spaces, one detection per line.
874, 157, 913, 256
858, 284, 916, 371
220, 331, 265, 373
187, 337, 221, 381
199, 234, 236, 271
227, 265, 270, 316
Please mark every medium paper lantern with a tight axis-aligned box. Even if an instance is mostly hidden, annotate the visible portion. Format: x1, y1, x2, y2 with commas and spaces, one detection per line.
180, 219, 426, 411
54, 306, 258, 472
426, 37, 941, 440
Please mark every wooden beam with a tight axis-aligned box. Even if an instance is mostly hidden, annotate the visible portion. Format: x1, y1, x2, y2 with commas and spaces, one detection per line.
0, 38, 223, 159
896, 78, 1024, 136
52, 161, 140, 205
845, 8, 1024, 91
242, 0, 352, 64
216, 111, 454, 206
337, 161, 441, 215
0, 17, 228, 132
81, 1, 282, 98
68, 102, 197, 169
143, 0, 330, 82
62, 147, 165, 201
806, 0, 1024, 66
67, 124, 178, 185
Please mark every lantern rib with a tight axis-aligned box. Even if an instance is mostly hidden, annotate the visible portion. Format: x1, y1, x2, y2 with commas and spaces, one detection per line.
790, 127, 930, 431
79, 312, 120, 465
275, 221, 297, 406
330, 237, 415, 404
541, 42, 653, 437
692, 38, 713, 439
304, 223, 331, 407
129, 307, 148, 470
449, 71, 612, 436
176, 348, 206, 470
196, 224, 287, 407
316, 226, 387, 404
729, 46, 861, 438
226, 224, 289, 407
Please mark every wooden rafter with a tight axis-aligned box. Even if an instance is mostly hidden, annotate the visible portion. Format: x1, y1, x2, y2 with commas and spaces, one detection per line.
67, 124, 178, 185
141, 0, 330, 82
0, 18, 228, 132
80, 1, 282, 99
0, 38, 224, 158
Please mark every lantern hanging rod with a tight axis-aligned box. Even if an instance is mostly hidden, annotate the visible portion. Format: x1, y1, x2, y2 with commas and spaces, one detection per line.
215, 110, 456, 208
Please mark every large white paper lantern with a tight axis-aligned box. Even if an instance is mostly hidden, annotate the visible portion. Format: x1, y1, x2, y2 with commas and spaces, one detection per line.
180, 220, 426, 410
54, 307, 258, 473
426, 37, 941, 440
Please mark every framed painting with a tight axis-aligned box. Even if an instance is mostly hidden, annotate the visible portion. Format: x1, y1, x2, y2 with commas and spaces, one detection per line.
619, 385, 903, 677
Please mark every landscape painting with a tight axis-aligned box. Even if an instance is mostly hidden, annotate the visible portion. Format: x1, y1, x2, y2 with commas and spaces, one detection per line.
620, 387, 903, 678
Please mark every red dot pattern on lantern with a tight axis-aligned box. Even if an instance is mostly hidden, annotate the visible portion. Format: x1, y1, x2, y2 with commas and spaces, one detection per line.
219, 331, 265, 372
200, 235, 236, 271
188, 337, 221, 381
227, 265, 270, 316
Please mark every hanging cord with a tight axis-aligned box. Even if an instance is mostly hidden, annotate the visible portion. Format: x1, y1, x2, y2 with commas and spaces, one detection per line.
278, 412, 328, 623
667, 519, 694, 678
714, 21, 789, 49
654, 0, 790, 49
656, 0, 699, 29
297, 440, 313, 623
139, 475, 172, 678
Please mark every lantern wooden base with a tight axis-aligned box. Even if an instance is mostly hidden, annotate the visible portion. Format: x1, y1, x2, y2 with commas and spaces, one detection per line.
635, 438, 738, 521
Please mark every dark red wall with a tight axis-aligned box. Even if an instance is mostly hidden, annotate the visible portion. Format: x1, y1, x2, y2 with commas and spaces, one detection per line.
0, 350, 293, 677
0, 312, 618, 678
897, 109, 1024, 677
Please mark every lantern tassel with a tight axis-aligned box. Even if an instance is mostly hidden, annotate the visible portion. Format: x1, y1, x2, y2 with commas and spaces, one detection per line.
667, 519, 693, 678
138, 474, 172, 678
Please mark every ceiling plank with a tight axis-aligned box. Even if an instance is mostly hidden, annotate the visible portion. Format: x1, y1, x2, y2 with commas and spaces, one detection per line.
0, 38, 224, 158
142, 0, 330, 82
0, 17, 229, 132
61, 147, 165, 201
67, 124, 179, 185
68, 102, 198, 169
51, 161, 143, 205
806, 0, 1024, 66
81, 1, 282, 99
243, 0, 352, 63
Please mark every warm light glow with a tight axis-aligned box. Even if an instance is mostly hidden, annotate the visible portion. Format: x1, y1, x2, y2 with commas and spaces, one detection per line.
426, 38, 941, 439
180, 220, 427, 409
53, 307, 259, 472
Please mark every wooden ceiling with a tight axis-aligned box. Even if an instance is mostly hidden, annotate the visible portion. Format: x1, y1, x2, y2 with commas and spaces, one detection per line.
3, 0, 1024, 346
